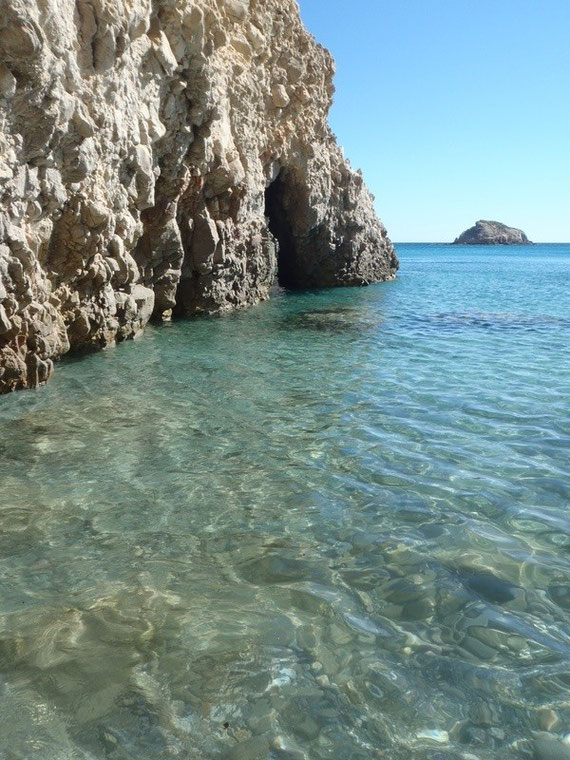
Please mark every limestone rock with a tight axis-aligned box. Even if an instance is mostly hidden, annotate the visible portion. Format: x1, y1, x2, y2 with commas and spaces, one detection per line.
533, 733, 570, 760
0, 0, 397, 393
453, 220, 532, 245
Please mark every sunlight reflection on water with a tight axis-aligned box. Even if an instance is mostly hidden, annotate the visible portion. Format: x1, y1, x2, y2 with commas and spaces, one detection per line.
1, 244, 569, 759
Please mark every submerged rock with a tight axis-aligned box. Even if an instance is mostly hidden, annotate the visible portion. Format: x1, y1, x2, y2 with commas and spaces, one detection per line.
0, 0, 398, 393
416, 728, 449, 744
533, 733, 570, 760
453, 220, 532, 245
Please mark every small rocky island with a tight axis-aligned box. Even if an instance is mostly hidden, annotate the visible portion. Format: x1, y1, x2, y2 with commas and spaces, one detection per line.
453, 220, 532, 245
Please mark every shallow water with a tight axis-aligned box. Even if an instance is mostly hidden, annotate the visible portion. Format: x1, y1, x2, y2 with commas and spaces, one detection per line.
1, 244, 569, 759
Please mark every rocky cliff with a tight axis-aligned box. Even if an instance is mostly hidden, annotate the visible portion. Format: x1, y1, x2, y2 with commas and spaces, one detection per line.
453, 220, 532, 245
0, 0, 397, 393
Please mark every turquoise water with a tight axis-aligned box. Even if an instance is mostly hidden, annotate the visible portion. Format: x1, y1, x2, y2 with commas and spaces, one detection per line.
1, 244, 569, 759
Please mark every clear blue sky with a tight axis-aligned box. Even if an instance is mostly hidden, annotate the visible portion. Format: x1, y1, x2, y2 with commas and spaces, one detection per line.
298, 0, 570, 242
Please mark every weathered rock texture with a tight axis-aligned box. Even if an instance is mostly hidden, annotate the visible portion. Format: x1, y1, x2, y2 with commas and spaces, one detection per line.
0, 0, 397, 393
453, 220, 532, 246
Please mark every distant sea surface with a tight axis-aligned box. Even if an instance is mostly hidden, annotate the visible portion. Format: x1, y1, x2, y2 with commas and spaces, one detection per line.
1, 243, 569, 759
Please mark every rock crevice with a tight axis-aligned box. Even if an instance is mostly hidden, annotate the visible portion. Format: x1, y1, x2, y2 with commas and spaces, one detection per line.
0, 0, 397, 393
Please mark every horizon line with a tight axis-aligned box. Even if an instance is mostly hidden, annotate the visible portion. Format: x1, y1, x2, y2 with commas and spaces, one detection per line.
393, 241, 570, 245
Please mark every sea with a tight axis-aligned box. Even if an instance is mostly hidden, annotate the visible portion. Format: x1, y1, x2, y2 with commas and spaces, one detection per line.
0, 243, 569, 759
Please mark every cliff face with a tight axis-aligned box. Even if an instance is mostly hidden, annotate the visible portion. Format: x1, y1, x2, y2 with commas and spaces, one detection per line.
0, 0, 397, 393
453, 221, 532, 245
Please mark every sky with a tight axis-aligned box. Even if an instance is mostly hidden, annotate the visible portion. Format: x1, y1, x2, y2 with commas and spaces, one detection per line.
298, 0, 570, 242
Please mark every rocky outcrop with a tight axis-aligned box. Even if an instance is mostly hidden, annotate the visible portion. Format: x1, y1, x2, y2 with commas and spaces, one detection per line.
453, 220, 532, 245
0, 0, 397, 393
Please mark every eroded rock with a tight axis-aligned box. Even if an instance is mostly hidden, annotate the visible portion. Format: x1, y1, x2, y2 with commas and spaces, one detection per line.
0, 0, 397, 393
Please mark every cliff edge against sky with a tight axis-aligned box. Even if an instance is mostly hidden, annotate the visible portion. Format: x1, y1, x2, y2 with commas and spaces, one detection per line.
0, 0, 397, 393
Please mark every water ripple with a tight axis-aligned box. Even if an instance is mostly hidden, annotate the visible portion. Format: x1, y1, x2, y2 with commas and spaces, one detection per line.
0, 244, 569, 758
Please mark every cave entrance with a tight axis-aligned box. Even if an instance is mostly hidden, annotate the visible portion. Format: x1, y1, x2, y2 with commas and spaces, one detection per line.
264, 173, 299, 289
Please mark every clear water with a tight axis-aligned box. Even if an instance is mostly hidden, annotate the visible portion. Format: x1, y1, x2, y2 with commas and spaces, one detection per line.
1, 244, 569, 760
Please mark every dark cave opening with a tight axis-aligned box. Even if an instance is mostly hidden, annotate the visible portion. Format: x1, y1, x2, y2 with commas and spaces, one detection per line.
264, 173, 299, 289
